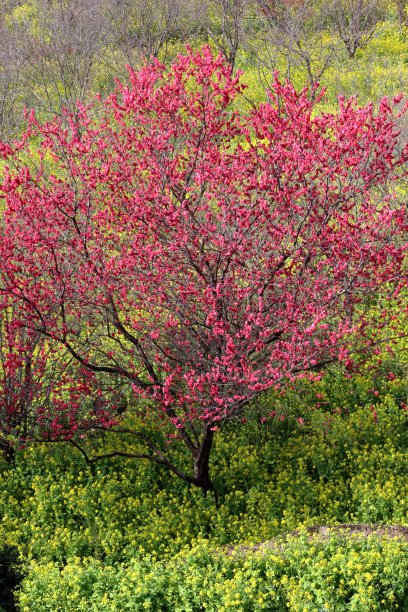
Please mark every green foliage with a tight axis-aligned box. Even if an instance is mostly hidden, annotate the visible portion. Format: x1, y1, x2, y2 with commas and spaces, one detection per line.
0, 391, 406, 563
0, 366, 408, 608
17, 535, 408, 611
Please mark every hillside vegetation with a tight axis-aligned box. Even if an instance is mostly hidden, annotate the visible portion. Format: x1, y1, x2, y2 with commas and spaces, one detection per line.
0, 1, 408, 610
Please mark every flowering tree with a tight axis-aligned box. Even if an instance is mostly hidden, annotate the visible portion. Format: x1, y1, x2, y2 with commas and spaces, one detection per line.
0, 295, 117, 461
0, 48, 407, 491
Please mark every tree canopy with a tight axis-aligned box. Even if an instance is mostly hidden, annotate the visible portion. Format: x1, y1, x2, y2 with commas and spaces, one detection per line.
0, 48, 407, 490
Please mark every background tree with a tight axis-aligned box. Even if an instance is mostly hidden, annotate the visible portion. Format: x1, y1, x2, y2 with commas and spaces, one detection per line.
253, 0, 339, 96
327, 0, 385, 59
0, 49, 407, 492
0, 0, 403, 137
0, 17, 25, 140
195, 0, 251, 72
11, 0, 111, 117
107, 0, 189, 70
393, 0, 408, 26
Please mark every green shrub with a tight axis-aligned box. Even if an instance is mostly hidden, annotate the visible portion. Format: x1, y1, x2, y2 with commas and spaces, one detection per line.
0, 368, 407, 608
17, 534, 408, 611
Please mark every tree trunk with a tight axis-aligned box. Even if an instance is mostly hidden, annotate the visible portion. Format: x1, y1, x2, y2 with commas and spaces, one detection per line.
193, 423, 215, 493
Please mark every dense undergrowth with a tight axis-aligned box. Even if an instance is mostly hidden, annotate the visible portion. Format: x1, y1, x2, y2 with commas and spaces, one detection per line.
18, 535, 408, 611
1, 364, 408, 610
